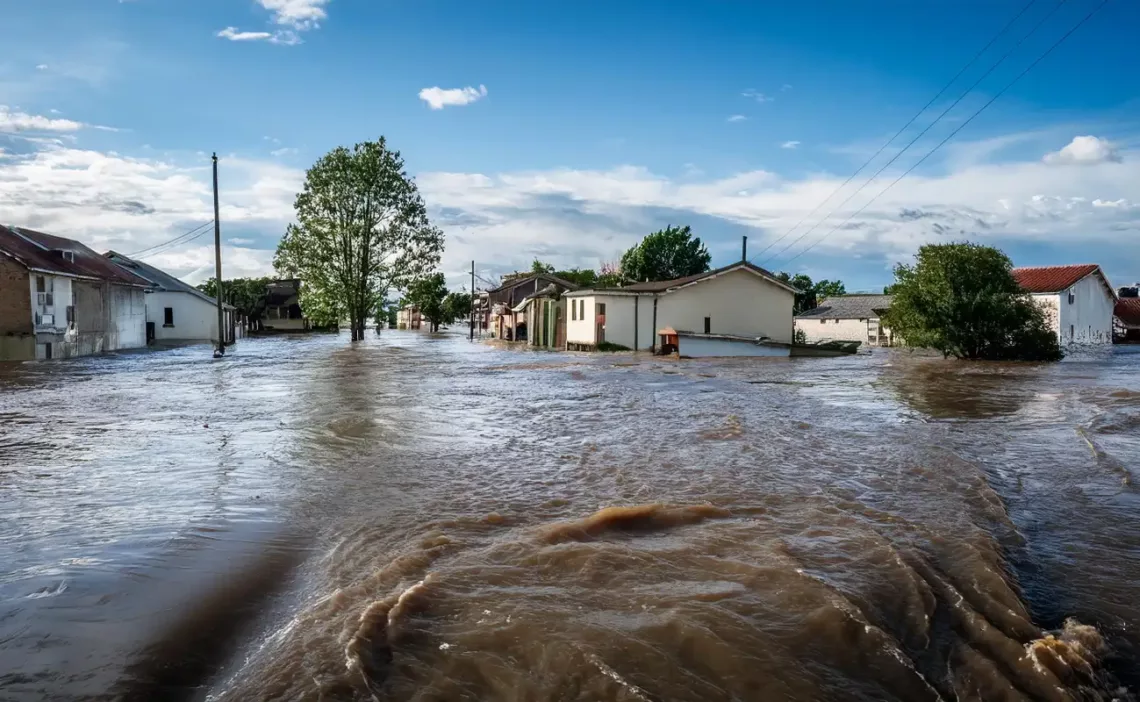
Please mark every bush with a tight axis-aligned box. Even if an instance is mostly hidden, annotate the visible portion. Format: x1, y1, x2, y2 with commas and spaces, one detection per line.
883, 242, 1062, 362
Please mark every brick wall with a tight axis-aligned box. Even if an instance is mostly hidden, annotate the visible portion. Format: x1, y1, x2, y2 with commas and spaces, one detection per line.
0, 256, 32, 335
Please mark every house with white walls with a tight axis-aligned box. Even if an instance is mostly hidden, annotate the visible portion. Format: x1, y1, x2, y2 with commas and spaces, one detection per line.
104, 252, 238, 345
0, 225, 150, 360
563, 261, 797, 352
795, 294, 895, 347
1012, 265, 1116, 345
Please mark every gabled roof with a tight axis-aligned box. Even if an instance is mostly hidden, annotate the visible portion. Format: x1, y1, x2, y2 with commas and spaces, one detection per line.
567, 261, 797, 296
0, 225, 152, 287
796, 294, 893, 319
105, 251, 233, 308
1011, 264, 1106, 294
488, 272, 579, 294
1115, 298, 1140, 327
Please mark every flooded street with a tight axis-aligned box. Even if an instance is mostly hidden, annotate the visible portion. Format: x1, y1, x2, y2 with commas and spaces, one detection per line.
2, 333, 1139, 701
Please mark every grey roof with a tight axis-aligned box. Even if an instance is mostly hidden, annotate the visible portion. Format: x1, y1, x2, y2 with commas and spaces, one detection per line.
796, 294, 893, 320
566, 261, 798, 296
104, 251, 234, 309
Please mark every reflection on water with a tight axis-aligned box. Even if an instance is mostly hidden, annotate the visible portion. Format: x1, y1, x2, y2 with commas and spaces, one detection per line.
1, 335, 1138, 701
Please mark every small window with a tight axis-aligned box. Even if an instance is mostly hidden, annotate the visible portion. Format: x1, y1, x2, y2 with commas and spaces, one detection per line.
36, 275, 45, 293
571, 300, 577, 321
704, 317, 711, 334
66, 306, 75, 324
1068, 289, 1075, 305
164, 307, 174, 326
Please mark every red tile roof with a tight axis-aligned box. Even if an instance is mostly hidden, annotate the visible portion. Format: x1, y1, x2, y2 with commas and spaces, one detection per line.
1011, 264, 1101, 294
0, 225, 152, 287
1116, 298, 1140, 326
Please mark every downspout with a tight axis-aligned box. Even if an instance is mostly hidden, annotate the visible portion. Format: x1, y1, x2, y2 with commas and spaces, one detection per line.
634, 295, 639, 351
651, 294, 658, 354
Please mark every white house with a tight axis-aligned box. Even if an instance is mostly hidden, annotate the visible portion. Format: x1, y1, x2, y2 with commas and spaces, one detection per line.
0, 226, 149, 360
105, 252, 237, 345
564, 261, 797, 351
1012, 265, 1116, 345
795, 294, 895, 347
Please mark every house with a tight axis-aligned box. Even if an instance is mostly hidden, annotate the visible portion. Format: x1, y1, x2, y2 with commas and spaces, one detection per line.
105, 252, 238, 345
262, 279, 310, 332
1115, 285, 1140, 343
512, 282, 575, 349
1012, 265, 1116, 345
486, 273, 579, 341
563, 261, 796, 352
397, 304, 422, 330
0, 225, 151, 360
795, 294, 895, 347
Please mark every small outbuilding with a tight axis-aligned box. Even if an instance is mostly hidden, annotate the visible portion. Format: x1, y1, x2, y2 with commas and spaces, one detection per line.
795, 294, 895, 347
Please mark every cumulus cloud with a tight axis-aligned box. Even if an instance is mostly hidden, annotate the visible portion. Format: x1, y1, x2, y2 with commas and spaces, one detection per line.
0, 106, 84, 133
418, 85, 488, 110
216, 26, 301, 45
727, 115, 747, 123
781, 140, 800, 149
215, 0, 329, 45
1043, 135, 1122, 165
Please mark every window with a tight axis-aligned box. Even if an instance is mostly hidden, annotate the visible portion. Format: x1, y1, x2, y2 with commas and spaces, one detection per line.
571, 300, 577, 321
704, 316, 712, 334
36, 275, 45, 293
164, 307, 174, 326
1070, 324, 1074, 340
66, 306, 75, 324
1068, 288, 1076, 305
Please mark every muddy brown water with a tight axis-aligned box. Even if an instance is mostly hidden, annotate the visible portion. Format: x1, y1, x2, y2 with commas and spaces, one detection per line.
1, 333, 1139, 701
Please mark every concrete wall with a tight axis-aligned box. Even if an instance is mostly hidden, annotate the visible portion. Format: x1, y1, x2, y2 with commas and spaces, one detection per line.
796, 317, 868, 343
566, 294, 654, 350
109, 285, 146, 350
657, 269, 794, 343
566, 295, 598, 345
0, 257, 34, 360
147, 291, 218, 341
1057, 274, 1115, 345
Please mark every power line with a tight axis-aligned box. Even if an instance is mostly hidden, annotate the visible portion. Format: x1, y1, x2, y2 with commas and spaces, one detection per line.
748, 0, 1041, 265
126, 220, 215, 258
777, 0, 1110, 268
761, 0, 1070, 267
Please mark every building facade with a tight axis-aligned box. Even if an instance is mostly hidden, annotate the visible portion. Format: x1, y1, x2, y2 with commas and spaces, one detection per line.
105, 252, 237, 345
795, 294, 895, 347
564, 262, 796, 351
1012, 265, 1116, 345
1, 226, 150, 361
262, 279, 310, 332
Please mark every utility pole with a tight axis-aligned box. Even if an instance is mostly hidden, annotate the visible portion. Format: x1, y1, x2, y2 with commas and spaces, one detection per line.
469, 260, 475, 341
212, 153, 225, 358
742, 235, 748, 262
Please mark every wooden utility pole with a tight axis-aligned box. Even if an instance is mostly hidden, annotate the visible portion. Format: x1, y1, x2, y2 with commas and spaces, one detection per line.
212, 153, 225, 358
470, 260, 475, 341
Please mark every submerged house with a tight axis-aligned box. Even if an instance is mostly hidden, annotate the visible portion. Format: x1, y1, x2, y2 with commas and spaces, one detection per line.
104, 252, 238, 345
795, 294, 895, 347
397, 304, 422, 330
512, 281, 576, 349
0, 225, 150, 360
262, 279, 310, 332
487, 273, 579, 341
1012, 265, 1116, 345
1115, 286, 1140, 343
563, 261, 796, 353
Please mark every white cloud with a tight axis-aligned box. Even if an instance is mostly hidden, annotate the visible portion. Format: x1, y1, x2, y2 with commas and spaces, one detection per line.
0, 105, 84, 132
781, 140, 800, 149
270, 147, 298, 157
1043, 135, 1122, 165
418, 85, 488, 110
727, 115, 747, 123
742, 89, 773, 103
258, 0, 330, 30
229, 237, 256, 245
36, 64, 48, 71
217, 26, 274, 41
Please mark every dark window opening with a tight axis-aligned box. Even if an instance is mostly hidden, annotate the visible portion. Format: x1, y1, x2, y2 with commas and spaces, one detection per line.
571, 300, 577, 321
704, 317, 711, 334
66, 306, 75, 324
36, 276, 45, 293
164, 307, 174, 326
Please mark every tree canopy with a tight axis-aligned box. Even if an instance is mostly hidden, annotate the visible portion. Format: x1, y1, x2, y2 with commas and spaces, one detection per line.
443, 291, 473, 324
882, 242, 1062, 361
274, 137, 444, 341
406, 273, 449, 332
197, 277, 274, 330
774, 272, 847, 315
620, 225, 711, 282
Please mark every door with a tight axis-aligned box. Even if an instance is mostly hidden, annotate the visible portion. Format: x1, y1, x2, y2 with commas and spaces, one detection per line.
595, 302, 606, 344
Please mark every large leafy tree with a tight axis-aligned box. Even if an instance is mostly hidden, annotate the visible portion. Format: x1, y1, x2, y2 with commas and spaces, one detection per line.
774, 273, 846, 314
620, 225, 711, 282
406, 272, 449, 332
883, 242, 1062, 361
274, 138, 444, 341
197, 276, 274, 330
442, 291, 473, 324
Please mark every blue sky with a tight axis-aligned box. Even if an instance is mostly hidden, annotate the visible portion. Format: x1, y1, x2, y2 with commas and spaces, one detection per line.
1, 0, 1138, 292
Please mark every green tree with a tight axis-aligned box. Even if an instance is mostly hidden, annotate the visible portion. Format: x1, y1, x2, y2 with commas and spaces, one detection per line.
530, 259, 555, 275
407, 273, 449, 332
883, 283, 900, 295
774, 273, 848, 315
197, 276, 274, 330
442, 291, 473, 324
274, 137, 444, 342
553, 268, 598, 288
620, 225, 711, 282
882, 242, 1062, 361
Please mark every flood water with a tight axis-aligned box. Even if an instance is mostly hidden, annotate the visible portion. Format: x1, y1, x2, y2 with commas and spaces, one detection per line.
2, 333, 1139, 701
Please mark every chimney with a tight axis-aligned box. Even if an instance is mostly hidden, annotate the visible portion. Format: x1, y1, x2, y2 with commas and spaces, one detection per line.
742, 235, 748, 262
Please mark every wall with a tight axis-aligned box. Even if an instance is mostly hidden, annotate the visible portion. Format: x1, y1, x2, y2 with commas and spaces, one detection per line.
0, 257, 34, 360
657, 269, 794, 343
795, 317, 868, 343
147, 291, 218, 341
1057, 274, 1115, 345
566, 295, 597, 345
109, 285, 147, 350
1030, 294, 1061, 342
